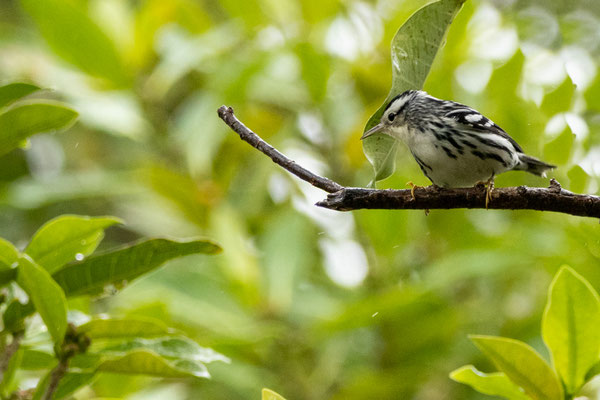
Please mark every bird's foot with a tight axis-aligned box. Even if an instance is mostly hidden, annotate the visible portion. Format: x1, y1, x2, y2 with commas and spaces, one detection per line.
474, 177, 495, 209
406, 181, 423, 200
480, 177, 495, 209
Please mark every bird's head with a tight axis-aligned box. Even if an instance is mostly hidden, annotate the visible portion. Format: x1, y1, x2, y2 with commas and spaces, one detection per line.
361, 90, 421, 139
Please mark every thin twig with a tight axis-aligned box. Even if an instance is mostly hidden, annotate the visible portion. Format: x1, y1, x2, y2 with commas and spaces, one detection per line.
41, 323, 91, 400
0, 331, 23, 382
41, 358, 69, 400
217, 105, 600, 219
217, 106, 343, 193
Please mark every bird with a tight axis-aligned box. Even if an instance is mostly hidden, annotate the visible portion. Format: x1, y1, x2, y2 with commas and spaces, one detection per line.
361, 90, 555, 206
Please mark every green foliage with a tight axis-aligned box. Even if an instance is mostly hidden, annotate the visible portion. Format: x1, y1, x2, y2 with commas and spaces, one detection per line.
450, 366, 530, 400
0, 215, 225, 398
52, 237, 221, 297
469, 336, 563, 400
16, 255, 68, 346
78, 317, 173, 339
0, 83, 40, 108
542, 267, 600, 393
362, 0, 465, 184
25, 215, 122, 274
0, 100, 78, 157
453, 267, 600, 399
20, 0, 127, 84
1, 0, 599, 399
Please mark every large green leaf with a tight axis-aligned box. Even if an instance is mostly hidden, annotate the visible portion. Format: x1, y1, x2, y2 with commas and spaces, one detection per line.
542, 266, 600, 394
0, 83, 40, 108
96, 349, 210, 378
450, 365, 530, 400
79, 317, 173, 339
20, 0, 127, 84
16, 255, 67, 345
362, 0, 465, 184
25, 215, 122, 274
470, 335, 563, 400
0, 100, 78, 157
52, 238, 221, 297
0, 238, 19, 286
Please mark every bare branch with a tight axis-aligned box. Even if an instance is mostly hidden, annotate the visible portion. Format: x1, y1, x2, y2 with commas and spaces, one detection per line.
217, 106, 343, 193
217, 106, 600, 219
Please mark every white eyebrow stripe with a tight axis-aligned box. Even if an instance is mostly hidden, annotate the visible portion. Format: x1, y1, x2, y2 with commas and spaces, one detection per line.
465, 113, 483, 123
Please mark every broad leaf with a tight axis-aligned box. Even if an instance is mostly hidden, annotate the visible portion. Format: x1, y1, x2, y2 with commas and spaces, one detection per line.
52, 238, 221, 297
16, 255, 68, 345
99, 337, 230, 364
0, 83, 40, 108
450, 365, 530, 400
20, 0, 127, 84
362, 0, 465, 184
0, 238, 19, 286
0, 100, 78, 157
25, 215, 122, 274
542, 266, 600, 394
262, 388, 287, 400
97, 349, 210, 378
79, 317, 173, 339
470, 335, 563, 400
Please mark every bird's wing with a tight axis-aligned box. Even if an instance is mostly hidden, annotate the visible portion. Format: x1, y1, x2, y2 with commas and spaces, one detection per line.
443, 105, 523, 153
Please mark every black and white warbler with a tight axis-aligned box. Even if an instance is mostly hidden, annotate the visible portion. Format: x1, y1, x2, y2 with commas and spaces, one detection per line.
362, 90, 555, 203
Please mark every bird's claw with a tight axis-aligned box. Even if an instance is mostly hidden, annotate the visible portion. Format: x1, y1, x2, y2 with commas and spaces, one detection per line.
406, 181, 421, 200
474, 177, 495, 209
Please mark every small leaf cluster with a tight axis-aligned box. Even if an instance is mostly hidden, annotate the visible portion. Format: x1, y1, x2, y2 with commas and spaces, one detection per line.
452, 266, 600, 400
0, 215, 225, 399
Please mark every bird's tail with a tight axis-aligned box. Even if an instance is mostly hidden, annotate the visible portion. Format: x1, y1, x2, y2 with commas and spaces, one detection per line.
514, 154, 556, 177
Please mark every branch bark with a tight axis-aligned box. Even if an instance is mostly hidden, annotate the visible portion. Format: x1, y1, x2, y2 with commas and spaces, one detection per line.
217, 105, 600, 219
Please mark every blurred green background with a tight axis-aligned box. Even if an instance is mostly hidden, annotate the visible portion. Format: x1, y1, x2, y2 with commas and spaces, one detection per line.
1, 0, 600, 398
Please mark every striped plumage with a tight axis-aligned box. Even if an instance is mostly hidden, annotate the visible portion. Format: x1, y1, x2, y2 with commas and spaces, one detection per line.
362, 90, 555, 188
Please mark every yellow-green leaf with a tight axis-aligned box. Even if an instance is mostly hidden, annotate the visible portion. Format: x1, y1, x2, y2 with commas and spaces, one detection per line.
450, 365, 530, 400
25, 215, 122, 274
16, 255, 67, 345
470, 335, 563, 400
542, 266, 600, 394
0, 83, 40, 109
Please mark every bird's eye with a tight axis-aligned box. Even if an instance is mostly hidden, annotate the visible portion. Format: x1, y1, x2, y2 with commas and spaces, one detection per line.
388, 112, 396, 122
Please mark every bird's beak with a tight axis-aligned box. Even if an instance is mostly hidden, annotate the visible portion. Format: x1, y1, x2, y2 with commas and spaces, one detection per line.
361, 123, 384, 139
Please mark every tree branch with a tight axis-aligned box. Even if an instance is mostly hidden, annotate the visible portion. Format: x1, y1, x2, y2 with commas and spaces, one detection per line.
217, 105, 600, 219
